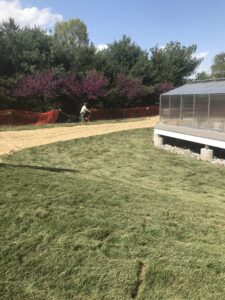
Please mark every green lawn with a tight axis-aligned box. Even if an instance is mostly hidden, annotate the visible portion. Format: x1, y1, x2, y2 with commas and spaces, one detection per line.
1, 128, 225, 300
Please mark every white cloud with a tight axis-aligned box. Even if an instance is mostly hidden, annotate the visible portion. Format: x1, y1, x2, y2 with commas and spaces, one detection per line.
0, 0, 63, 28
195, 64, 210, 74
96, 44, 108, 51
194, 51, 210, 73
193, 51, 209, 60
189, 51, 211, 78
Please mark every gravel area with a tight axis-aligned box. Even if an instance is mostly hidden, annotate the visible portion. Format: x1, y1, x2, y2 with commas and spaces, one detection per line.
160, 143, 225, 166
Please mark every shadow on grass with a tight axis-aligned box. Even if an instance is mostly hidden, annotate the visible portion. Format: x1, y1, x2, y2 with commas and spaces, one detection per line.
0, 163, 77, 173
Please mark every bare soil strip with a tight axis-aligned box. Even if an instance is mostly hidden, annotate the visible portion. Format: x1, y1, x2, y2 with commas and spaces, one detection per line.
0, 116, 159, 156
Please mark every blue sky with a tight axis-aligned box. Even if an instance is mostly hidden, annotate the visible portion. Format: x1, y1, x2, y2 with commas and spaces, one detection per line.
1, 0, 225, 74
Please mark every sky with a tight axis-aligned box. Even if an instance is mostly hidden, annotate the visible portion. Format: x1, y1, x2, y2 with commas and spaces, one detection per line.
1, 0, 225, 74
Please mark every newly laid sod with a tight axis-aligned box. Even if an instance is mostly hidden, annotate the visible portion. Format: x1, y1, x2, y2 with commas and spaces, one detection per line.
1, 128, 225, 299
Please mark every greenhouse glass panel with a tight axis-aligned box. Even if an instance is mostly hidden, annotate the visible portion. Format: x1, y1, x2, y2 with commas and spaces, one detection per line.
160, 95, 170, 123
181, 95, 194, 127
170, 95, 181, 125
193, 94, 209, 129
208, 94, 225, 132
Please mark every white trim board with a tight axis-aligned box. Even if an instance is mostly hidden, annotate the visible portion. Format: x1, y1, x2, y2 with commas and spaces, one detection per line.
154, 129, 225, 149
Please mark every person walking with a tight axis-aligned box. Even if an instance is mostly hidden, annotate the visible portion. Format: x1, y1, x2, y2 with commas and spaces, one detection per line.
80, 103, 91, 123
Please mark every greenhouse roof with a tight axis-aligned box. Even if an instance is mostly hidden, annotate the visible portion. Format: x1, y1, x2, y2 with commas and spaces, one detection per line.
162, 79, 225, 95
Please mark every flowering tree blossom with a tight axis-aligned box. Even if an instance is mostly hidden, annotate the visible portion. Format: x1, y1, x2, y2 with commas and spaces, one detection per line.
115, 74, 145, 100
15, 71, 82, 99
81, 70, 108, 100
15, 71, 58, 100
57, 74, 81, 97
154, 82, 174, 95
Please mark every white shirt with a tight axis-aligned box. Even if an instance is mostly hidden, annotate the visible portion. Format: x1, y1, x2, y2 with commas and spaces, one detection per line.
80, 105, 88, 114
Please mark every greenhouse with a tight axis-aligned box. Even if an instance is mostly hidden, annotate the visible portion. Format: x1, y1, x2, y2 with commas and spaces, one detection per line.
154, 79, 225, 158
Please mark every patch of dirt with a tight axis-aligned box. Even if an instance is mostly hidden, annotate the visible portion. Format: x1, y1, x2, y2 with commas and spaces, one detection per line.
131, 261, 147, 299
0, 116, 159, 156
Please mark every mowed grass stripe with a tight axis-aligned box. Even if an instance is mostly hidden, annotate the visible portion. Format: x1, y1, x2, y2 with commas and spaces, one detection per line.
1, 128, 225, 299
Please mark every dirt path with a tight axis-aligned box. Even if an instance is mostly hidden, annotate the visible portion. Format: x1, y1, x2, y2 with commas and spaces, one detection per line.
0, 116, 159, 156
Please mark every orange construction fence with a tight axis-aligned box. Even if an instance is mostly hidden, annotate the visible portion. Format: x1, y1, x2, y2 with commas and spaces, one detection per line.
0, 109, 59, 126
90, 106, 159, 121
0, 106, 159, 126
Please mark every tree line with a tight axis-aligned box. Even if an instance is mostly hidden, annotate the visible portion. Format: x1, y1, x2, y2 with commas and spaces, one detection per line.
0, 18, 202, 113
196, 53, 225, 80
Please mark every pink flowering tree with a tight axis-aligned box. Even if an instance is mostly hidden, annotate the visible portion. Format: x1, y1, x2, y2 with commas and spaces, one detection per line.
14, 70, 60, 110
57, 73, 82, 114
57, 74, 81, 97
154, 82, 174, 95
15, 71, 82, 111
15, 71, 58, 100
81, 70, 109, 101
112, 74, 145, 107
